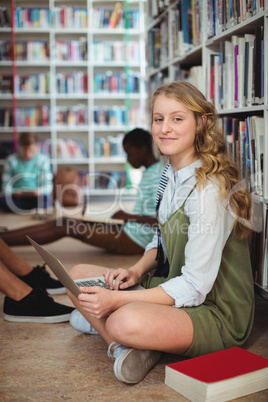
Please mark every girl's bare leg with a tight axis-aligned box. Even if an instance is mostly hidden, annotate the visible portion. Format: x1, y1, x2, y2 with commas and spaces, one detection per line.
0, 218, 85, 246
106, 302, 193, 354
0, 261, 32, 300
67, 263, 194, 354
0, 238, 33, 276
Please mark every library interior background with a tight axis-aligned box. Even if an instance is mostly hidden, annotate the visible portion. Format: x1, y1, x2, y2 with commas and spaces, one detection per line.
0, 1, 267, 400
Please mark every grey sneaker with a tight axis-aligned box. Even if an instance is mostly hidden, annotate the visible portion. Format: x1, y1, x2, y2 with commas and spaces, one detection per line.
69, 309, 98, 334
107, 342, 161, 384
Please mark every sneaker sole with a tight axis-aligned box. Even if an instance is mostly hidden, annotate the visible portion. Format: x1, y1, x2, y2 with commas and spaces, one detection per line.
114, 348, 161, 384
47, 287, 66, 295
3, 313, 72, 324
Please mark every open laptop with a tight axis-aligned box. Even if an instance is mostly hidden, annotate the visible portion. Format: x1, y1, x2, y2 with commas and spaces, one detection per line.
27, 236, 143, 297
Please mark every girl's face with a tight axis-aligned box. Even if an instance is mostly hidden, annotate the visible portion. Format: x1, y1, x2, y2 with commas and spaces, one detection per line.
152, 95, 198, 171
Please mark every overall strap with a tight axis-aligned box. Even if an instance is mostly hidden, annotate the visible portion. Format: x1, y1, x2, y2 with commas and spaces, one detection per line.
181, 183, 197, 208
155, 177, 197, 278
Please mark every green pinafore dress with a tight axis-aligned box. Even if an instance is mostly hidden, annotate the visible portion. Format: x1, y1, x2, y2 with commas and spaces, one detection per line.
142, 186, 255, 357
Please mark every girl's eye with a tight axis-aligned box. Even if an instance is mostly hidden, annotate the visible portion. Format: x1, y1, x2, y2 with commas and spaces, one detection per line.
154, 118, 163, 122
174, 117, 182, 122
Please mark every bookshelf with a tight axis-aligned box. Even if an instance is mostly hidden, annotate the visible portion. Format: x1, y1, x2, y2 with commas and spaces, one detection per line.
0, 0, 147, 195
146, 0, 268, 298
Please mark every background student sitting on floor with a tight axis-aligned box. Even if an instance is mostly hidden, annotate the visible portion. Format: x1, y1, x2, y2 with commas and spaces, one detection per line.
0, 128, 163, 255
0, 132, 53, 213
0, 238, 73, 323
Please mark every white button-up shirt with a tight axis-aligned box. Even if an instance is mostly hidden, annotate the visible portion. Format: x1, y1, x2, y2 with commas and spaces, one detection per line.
145, 160, 235, 307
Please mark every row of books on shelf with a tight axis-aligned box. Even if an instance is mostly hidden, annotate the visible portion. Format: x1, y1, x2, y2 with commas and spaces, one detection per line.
93, 105, 141, 126
248, 200, 268, 288
0, 136, 125, 161
208, 27, 264, 110
149, 64, 203, 100
249, 227, 264, 285
39, 138, 88, 159
207, 0, 265, 38
0, 71, 140, 95
40, 136, 126, 159
0, 7, 9, 28
14, 73, 50, 95
57, 105, 140, 127
218, 115, 264, 196
13, 6, 140, 30
54, 39, 87, 61
93, 7, 140, 29
56, 72, 88, 94
0, 75, 13, 94
94, 134, 125, 158
0, 40, 87, 62
16, 7, 87, 29
56, 105, 88, 126
95, 171, 127, 190
0, 106, 49, 127
174, 65, 203, 92
92, 41, 140, 63
0, 41, 49, 62
72, 171, 128, 191
94, 71, 140, 94
14, 106, 50, 127
170, 0, 202, 54
0, 40, 140, 63
0, 105, 141, 128
148, 0, 202, 67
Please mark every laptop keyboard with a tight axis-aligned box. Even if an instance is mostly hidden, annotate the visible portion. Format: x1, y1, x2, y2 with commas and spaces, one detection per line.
75, 279, 110, 289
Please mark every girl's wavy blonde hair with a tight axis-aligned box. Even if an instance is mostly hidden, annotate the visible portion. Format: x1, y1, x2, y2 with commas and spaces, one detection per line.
152, 81, 252, 239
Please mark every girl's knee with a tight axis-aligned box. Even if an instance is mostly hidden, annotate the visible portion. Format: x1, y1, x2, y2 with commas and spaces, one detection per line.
69, 263, 107, 279
69, 264, 89, 279
105, 303, 143, 342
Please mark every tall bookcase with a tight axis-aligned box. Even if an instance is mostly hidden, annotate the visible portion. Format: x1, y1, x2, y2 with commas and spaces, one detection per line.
146, 0, 268, 298
0, 0, 147, 195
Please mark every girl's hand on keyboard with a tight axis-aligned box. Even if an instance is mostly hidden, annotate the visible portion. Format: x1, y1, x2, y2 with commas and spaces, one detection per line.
104, 268, 139, 291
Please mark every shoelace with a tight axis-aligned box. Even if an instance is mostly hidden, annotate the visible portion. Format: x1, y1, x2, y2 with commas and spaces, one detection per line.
107, 342, 128, 359
34, 263, 48, 275
31, 288, 54, 305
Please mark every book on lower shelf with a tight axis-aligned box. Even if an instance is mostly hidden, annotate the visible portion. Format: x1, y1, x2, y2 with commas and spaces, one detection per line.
165, 347, 268, 402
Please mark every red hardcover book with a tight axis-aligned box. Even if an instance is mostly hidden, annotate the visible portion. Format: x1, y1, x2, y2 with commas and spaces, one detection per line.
165, 347, 268, 401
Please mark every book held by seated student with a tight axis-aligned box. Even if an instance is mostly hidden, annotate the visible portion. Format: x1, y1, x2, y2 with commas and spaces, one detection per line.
82, 204, 124, 225
165, 347, 268, 402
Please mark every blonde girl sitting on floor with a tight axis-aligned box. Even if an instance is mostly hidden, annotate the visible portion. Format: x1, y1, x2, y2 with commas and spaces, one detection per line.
67, 81, 254, 384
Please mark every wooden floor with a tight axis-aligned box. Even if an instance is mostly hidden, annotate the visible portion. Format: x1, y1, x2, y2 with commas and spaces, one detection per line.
0, 211, 267, 401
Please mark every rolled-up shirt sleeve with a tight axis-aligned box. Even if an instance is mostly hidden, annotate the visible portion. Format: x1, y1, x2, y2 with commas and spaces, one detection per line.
144, 232, 158, 253
159, 186, 234, 307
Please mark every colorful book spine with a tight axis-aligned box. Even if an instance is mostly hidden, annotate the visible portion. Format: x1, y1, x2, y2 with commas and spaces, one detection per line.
56, 71, 88, 94
56, 104, 88, 126
93, 106, 141, 127
94, 134, 125, 158
12, 106, 50, 127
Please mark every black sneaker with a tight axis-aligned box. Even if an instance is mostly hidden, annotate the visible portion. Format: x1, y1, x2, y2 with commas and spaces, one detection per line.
3, 288, 74, 323
19, 264, 65, 295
